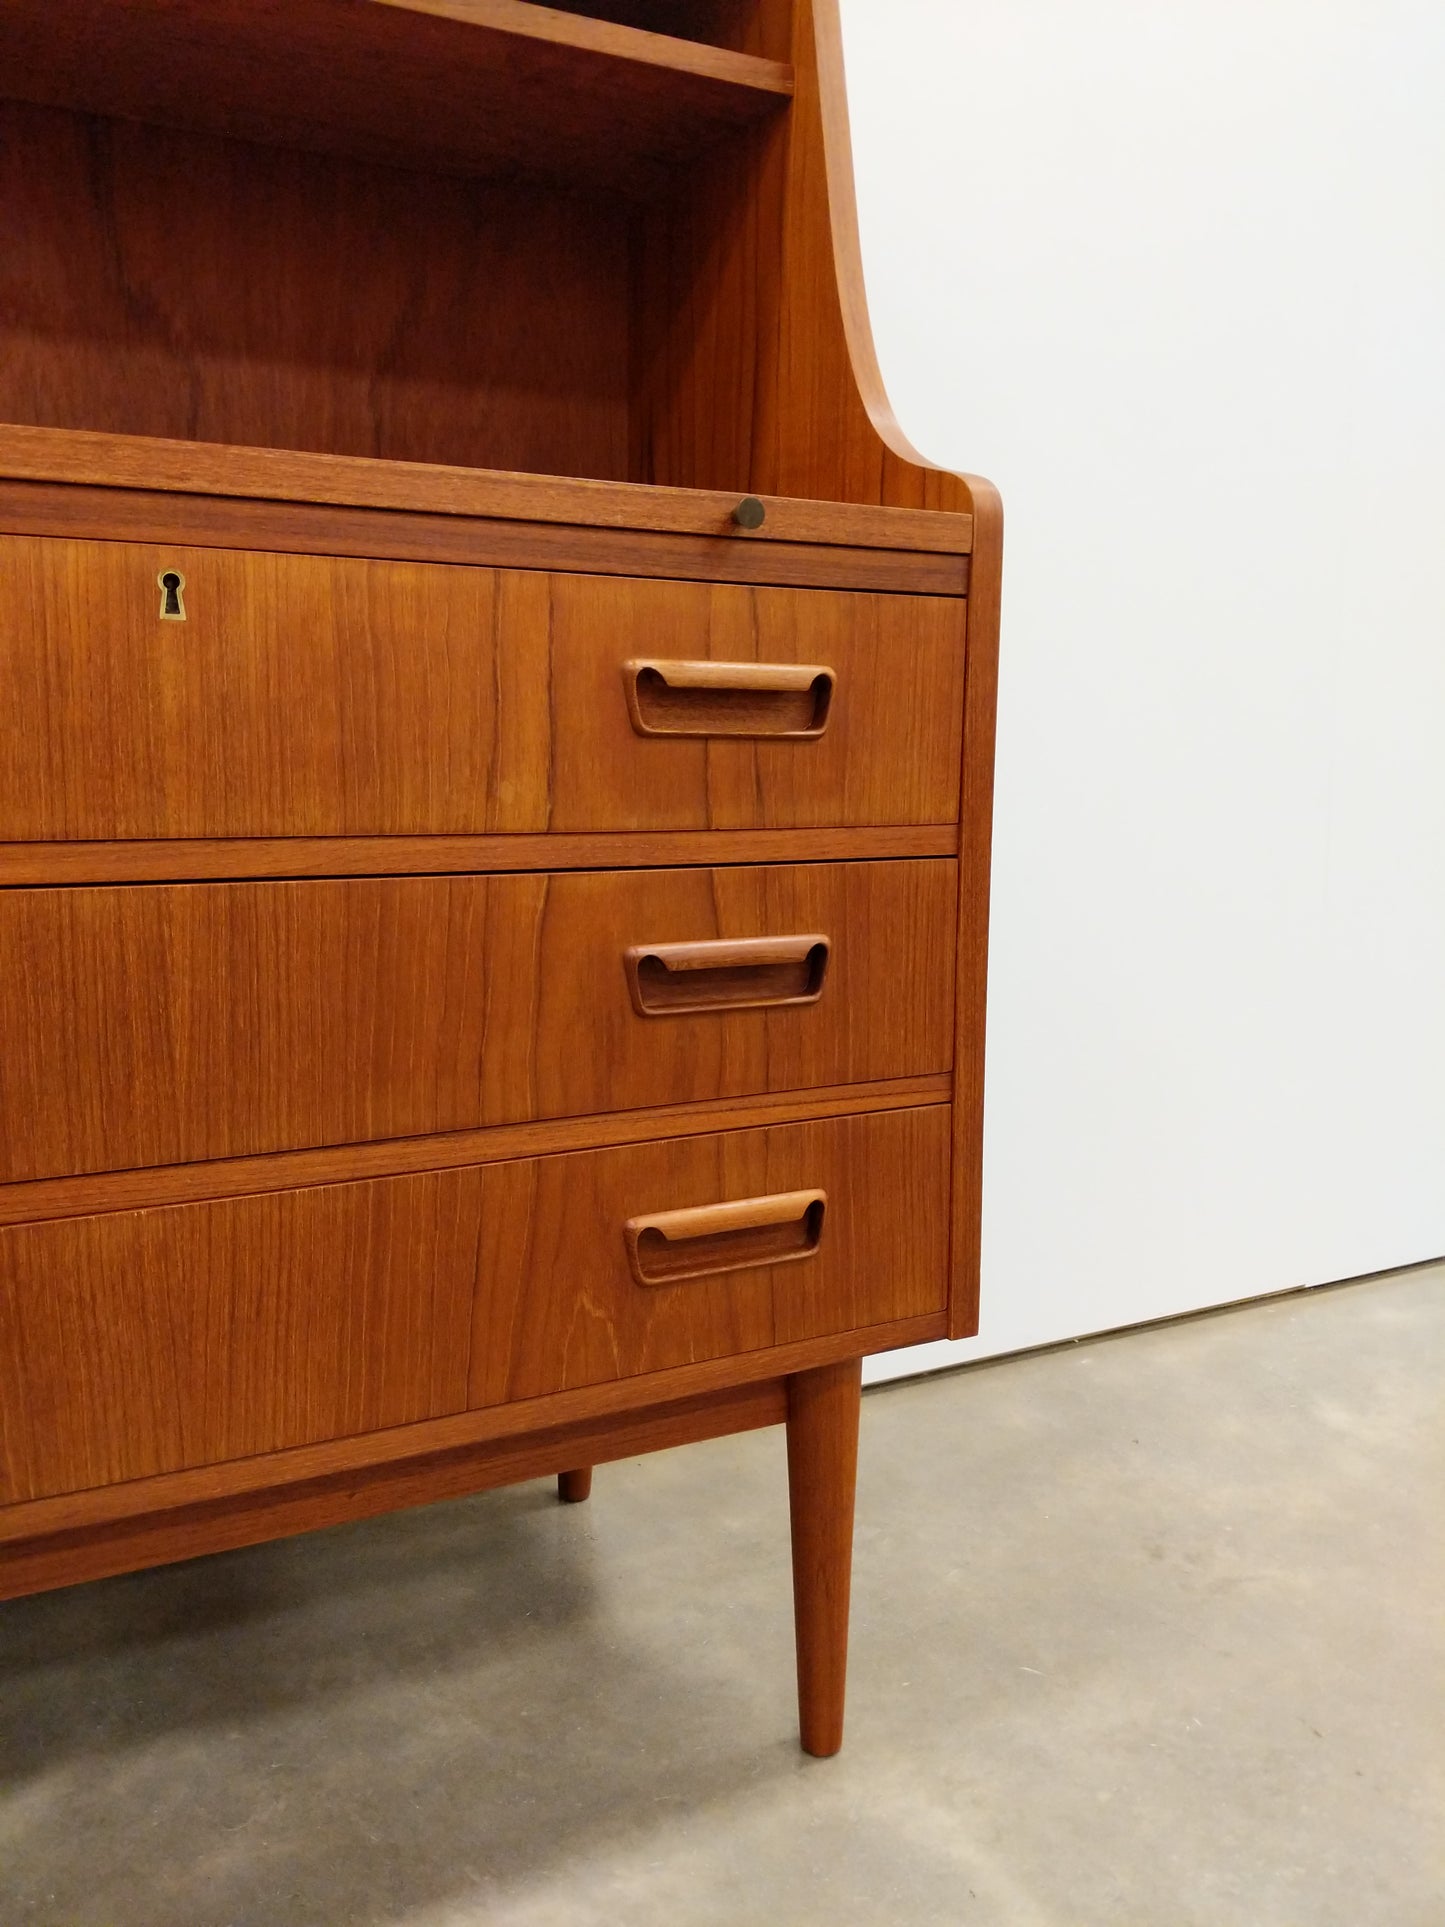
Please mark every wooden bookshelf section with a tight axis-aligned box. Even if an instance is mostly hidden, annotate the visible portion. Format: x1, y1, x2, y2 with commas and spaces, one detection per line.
0, 0, 1002, 1764
0, 0, 792, 195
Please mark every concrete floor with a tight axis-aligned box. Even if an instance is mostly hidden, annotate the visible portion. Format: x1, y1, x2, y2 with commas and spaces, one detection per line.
1, 1267, 1441, 1927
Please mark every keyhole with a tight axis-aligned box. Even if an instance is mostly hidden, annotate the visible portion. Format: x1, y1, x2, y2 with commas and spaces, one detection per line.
158, 570, 186, 621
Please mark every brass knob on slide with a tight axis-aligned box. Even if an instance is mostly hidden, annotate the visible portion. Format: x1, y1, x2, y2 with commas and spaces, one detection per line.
732, 495, 766, 530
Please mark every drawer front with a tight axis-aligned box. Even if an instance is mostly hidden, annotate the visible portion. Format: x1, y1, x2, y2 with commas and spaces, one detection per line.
0, 861, 955, 1183
0, 536, 964, 838
467, 1106, 951, 1405
0, 1107, 948, 1503
0, 1170, 480, 1503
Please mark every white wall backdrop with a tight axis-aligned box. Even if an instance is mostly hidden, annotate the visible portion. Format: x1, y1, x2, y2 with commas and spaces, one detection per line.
841, 0, 1445, 1379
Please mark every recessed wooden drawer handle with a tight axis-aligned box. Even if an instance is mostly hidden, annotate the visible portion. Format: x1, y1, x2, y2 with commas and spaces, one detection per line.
624, 659, 835, 739
624, 934, 830, 1015
625, 1190, 827, 1287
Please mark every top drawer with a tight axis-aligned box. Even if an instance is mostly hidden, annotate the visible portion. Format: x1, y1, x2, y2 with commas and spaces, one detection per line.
0, 536, 966, 840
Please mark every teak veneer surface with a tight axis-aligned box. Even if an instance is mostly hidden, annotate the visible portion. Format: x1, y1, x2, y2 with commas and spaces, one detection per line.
0, 482, 967, 597
465, 1106, 948, 1404
0, 828, 956, 888
0, 1168, 482, 1505
0, 3, 791, 198
0, 536, 966, 839
0, 105, 635, 483
0, 1076, 953, 1230
0, 0, 1001, 1751
0, 862, 956, 1182
0, 1379, 795, 1601
0, 1105, 949, 1503
632, 1, 969, 513
0, 425, 973, 555
0, 1313, 944, 1556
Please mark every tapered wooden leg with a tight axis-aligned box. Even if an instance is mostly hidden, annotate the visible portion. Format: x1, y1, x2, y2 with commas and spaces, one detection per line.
786, 1356, 862, 1757
557, 1467, 593, 1503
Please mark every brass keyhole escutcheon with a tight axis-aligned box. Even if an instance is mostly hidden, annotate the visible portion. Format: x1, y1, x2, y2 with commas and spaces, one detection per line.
158, 569, 186, 621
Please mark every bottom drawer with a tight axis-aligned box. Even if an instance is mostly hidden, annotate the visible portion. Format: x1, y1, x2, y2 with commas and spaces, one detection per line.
0, 1107, 950, 1504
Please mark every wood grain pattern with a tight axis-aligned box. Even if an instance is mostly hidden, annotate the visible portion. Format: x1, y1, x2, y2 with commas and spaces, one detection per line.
467, 1106, 949, 1404
0, 1107, 948, 1502
631, 0, 970, 511
0, 1309, 943, 1551
0, 1077, 952, 1230
0, 4, 790, 199
0, 861, 955, 1182
0, 1170, 481, 1502
634, 0, 1008, 1347
0, 424, 973, 555
786, 1356, 860, 1755
0, 480, 969, 597
0, 105, 632, 481
0, 1380, 787, 1601
0, 535, 966, 839
494, 572, 965, 830
0, 827, 957, 888
0, 0, 1002, 1715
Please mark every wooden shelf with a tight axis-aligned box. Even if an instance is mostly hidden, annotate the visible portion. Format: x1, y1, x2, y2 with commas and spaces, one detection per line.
548, 2, 769, 48
0, 0, 792, 196
0, 425, 974, 556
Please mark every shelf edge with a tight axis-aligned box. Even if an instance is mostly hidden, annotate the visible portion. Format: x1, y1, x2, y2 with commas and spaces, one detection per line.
371, 0, 794, 95
0, 424, 973, 554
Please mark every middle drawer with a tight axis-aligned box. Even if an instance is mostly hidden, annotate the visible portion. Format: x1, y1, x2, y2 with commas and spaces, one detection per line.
0, 860, 955, 1183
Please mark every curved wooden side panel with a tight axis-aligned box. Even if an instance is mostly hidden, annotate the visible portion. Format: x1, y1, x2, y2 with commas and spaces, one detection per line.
802, 0, 969, 505
755, 0, 972, 514
633, 0, 990, 515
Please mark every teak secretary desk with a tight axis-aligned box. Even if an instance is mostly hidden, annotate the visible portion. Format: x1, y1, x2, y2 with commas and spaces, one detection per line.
0, 0, 1000, 1756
